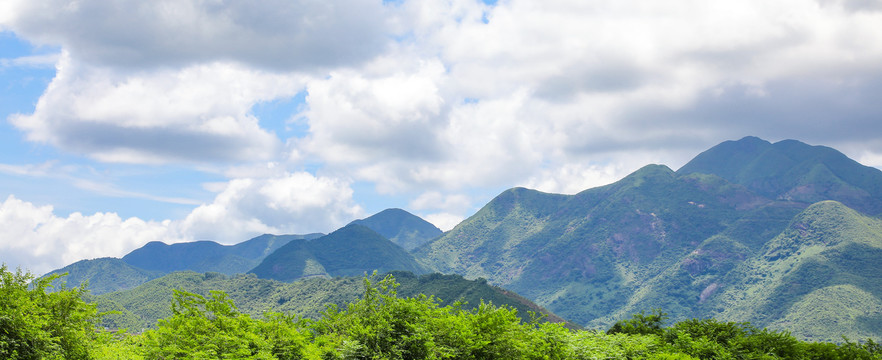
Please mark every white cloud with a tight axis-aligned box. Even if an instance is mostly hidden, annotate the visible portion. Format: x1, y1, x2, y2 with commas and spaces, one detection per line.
3, 0, 390, 71
410, 191, 472, 213
9, 54, 303, 164
298, 57, 448, 165
0, 195, 180, 275
180, 172, 363, 242
423, 212, 465, 232
0, 53, 60, 68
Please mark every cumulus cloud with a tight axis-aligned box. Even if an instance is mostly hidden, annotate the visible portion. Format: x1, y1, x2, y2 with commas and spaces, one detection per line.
3, 0, 389, 71
0, 195, 180, 275
298, 57, 448, 166
180, 172, 363, 242
9, 54, 302, 164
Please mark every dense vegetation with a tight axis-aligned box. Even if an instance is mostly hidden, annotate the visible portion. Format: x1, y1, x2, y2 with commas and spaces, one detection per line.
90, 270, 565, 331
4, 267, 881, 360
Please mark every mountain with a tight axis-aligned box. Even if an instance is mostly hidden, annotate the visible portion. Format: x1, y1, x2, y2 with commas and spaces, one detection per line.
707, 201, 882, 342
90, 271, 567, 331
414, 164, 772, 325
413, 137, 882, 341
45, 258, 163, 295
349, 208, 443, 251
44, 233, 322, 294
678, 136, 882, 215
122, 233, 322, 274
250, 224, 429, 282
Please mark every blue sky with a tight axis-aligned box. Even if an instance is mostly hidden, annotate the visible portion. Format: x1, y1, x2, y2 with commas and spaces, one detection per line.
2, 0, 882, 275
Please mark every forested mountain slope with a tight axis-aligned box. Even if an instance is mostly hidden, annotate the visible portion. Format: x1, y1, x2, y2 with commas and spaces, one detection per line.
250, 224, 428, 281
413, 137, 882, 341
45, 257, 163, 295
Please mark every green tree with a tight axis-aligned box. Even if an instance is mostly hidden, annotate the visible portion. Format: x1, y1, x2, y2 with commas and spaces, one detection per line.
1, 264, 99, 360
141, 290, 276, 359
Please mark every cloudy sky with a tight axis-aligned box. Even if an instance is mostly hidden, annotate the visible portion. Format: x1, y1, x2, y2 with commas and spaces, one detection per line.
2, 0, 882, 275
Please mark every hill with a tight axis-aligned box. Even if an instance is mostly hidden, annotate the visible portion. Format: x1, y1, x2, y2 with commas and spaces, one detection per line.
415, 164, 774, 325
250, 224, 429, 282
707, 201, 882, 342
678, 136, 882, 215
122, 233, 322, 274
90, 271, 568, 331
349, 208, 443, 250
44, 233, 322, 294
414, 137, 882, 341
45, 258, 163, 295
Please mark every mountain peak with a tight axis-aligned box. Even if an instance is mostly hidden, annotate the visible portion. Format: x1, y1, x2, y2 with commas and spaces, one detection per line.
250, 223, 428, 282
349, 208, 442, 251
678, 137, 882, 215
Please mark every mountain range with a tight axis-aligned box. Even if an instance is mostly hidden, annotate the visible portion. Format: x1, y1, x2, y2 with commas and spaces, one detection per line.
45, 136, 882, 342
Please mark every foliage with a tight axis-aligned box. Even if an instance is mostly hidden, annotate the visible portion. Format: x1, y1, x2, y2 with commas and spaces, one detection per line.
0, 264, 99, 360
607, 309, 668, 336
140, 290, 277, 359
6, 265, 882, 360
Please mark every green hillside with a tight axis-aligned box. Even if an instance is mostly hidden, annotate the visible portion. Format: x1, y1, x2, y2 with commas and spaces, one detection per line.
349, 208, 443, 250
707, 201, 882, 342
415, 164, 763, 326
91, 271, 567, 331
678, 136, 882, 215
45, 257, 163, 295
413, 137, 882, 342
251, 224, 428, 281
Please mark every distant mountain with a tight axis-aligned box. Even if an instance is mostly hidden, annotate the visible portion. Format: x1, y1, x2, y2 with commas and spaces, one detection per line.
349, 208, 443, 251
44, 233, 322, 294
122, 233, 322, 275
90, 271, 567, 331
251, 224, 429, 282
413, 137, 882, 341
45, 258, 162, 295
678, 136, 882, 215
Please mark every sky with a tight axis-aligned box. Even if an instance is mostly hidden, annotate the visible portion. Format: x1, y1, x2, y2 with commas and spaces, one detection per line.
2, 0, 882, 275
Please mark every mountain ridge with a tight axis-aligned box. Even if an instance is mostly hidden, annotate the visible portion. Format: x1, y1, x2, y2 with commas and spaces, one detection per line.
250, 224, 429, 282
